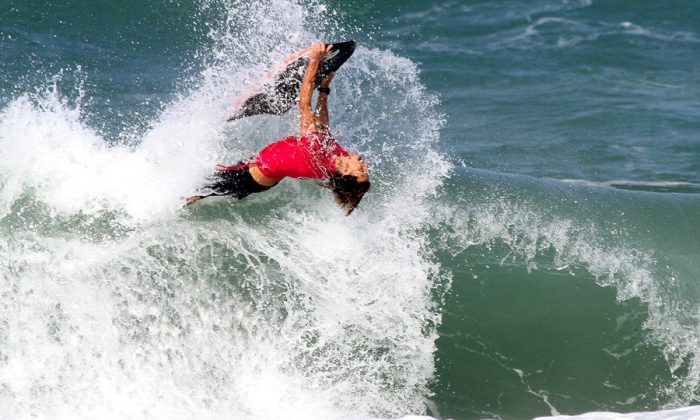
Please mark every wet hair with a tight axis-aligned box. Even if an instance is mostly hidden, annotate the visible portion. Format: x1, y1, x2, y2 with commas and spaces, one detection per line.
325, 172, 370, 215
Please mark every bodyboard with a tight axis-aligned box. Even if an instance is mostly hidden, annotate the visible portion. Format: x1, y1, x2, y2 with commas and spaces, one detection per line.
227, 41, 356, 121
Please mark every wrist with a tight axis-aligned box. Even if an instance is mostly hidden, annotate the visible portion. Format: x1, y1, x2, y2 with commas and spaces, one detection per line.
318, 87, 331, 95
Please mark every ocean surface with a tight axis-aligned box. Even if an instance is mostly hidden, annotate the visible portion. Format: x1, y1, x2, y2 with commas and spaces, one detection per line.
1, 0, 699, 419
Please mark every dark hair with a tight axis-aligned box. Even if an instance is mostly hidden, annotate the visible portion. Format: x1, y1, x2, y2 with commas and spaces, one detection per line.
325, 172, 370, 215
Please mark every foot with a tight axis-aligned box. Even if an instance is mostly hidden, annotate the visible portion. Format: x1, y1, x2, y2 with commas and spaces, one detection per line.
185, 195, 205, 206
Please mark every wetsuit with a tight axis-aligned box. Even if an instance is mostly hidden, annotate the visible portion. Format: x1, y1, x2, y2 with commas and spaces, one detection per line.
203, 161, 272, 199
203, 132, 349, 199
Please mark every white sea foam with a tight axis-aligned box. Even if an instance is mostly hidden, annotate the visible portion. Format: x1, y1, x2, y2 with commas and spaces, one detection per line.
537, 404, 700, 420
0, 80, 234, 220
0, 0, 448, 418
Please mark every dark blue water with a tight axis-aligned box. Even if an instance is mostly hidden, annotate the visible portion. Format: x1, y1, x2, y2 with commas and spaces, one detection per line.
1, 1, 700, 419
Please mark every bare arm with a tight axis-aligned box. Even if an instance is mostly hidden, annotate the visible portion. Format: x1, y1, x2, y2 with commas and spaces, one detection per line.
314, 72, 334, 131
299, 43, 331, 136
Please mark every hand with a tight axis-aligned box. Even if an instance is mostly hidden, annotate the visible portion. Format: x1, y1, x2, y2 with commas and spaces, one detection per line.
320, 71, 335, 88
309, 42, 332, 61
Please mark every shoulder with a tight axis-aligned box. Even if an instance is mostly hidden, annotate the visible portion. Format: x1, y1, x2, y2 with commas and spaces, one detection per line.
261, 135, 298, 151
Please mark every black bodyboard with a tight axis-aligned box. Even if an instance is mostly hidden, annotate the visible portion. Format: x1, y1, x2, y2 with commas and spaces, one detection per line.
227, 41, 356, 121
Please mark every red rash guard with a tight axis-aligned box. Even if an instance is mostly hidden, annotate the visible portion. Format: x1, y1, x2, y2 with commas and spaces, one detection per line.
254, 132, 349, 180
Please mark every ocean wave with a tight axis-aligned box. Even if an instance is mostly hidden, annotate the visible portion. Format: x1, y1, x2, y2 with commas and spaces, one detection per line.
493, 16, 699, 50
432, 169, 700, 411
0, 0, 449, 418
557, 179, 700, 194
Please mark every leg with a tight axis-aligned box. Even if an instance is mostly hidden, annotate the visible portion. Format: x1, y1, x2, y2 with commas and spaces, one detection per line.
186, 163, 273, 205
185, 195, 207, 206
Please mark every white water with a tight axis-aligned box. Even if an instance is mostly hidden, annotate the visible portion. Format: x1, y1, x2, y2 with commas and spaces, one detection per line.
538, 405, 700, 420
0, 0, 449, 418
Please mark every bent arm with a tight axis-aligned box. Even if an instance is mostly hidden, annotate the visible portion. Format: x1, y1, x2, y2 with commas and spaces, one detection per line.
299, 43, 330, 136
314, 72, 334, 131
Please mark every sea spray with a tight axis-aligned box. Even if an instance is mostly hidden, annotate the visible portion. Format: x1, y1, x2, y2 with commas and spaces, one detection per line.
0, 0, 449, 418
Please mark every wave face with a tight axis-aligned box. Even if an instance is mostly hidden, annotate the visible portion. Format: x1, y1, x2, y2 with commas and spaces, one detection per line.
430, 170, 700, 418
2, 0, 700, 419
